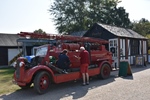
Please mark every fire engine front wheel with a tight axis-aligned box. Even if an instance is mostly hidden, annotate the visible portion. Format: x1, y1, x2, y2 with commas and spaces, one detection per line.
34, 71, 51, 94
98, 63, 111, 79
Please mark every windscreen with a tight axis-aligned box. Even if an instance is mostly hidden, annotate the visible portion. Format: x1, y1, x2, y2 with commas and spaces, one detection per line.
35, 46, 48, 56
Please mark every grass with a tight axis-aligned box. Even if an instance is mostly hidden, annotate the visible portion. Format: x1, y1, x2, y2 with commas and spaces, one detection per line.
0, 68, 20, 95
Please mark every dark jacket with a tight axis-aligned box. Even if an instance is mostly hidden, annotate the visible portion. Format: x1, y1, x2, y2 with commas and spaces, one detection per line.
57, 53, 70, 70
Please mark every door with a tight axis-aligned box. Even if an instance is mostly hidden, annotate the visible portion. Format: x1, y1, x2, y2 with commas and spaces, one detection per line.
109, 39, 118, 68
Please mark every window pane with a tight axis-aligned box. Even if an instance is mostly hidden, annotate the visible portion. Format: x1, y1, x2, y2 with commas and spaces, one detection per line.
130, 40, 139, 55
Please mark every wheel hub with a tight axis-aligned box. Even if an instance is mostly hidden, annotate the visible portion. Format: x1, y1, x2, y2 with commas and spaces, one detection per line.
43, 80, 47, 85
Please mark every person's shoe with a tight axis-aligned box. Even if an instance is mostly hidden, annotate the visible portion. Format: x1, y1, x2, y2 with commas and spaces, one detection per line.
82, 83, 86, 86
62, 70, 68, 74
86, 82, 89, 85
64, 71, 68, 74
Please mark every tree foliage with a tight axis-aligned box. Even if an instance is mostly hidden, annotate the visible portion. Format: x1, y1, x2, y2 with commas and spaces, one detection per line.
131, 18, 150, 47
32, 29, 47, 45
49, 0, 131, 34
33, 29, 46, 34
132, 18, 150, 36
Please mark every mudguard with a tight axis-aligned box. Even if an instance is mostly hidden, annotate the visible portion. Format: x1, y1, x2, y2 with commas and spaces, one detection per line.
23, 65, 55, 83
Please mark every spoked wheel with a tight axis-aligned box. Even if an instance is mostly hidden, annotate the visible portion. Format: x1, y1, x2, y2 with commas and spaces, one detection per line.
34, 71, 51, 94
98, 63, 111, 79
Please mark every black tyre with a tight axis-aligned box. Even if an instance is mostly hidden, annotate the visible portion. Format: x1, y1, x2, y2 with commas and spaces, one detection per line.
98, 63, 111, 79
34, 71, 51, 94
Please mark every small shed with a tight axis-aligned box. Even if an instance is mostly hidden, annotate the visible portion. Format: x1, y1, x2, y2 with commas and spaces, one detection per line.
84, 23, 148, 68
0, 33, 21, 66
0, 33, 54, 66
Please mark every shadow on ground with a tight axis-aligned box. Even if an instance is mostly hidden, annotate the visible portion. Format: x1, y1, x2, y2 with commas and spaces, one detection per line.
113, 64, 150, 80
0, 76, 115, 100
0, 65, 150, 100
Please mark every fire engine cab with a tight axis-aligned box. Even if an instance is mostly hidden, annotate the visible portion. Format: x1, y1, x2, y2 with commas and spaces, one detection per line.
13, 32, 113, 94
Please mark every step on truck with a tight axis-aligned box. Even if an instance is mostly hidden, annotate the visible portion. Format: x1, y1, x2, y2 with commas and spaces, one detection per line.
13, 32, 114, 94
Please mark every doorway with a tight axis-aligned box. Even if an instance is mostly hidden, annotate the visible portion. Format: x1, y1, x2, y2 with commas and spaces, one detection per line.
109, 39, 118, 68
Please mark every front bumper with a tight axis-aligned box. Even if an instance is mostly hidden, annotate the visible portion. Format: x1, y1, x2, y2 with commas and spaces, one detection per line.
12, 79, 26, 86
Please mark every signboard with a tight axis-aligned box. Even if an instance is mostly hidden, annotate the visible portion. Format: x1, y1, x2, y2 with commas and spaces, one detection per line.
135, 56, 144, 67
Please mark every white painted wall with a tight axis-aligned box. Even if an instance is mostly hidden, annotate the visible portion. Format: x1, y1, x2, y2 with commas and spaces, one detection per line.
143, 40, 147, 61
122, 39, 125, 56
128, 39, 130, 55
129, 56, 135, 65
109, 39, 147, 66
8, 48, 22, 65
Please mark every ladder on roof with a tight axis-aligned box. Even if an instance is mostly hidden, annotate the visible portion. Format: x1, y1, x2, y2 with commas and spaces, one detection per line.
18, 32, 109, 44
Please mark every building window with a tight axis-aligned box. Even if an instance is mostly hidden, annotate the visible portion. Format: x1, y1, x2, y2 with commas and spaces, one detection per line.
130, 39, 139, 55
110, 40, 113, 46
114, 40, 117, 46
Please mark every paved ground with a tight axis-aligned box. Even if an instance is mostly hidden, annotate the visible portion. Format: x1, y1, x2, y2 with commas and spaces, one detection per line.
0, 65, 150, 100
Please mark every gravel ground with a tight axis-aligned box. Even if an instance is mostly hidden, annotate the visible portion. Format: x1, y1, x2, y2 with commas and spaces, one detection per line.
0, 65, 150, 100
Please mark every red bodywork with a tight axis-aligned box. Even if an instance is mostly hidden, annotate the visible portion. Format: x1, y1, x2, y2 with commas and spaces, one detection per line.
13, 32, 113, 94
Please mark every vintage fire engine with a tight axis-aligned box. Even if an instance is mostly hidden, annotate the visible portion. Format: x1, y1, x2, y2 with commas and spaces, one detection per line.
13, 32, 113, 94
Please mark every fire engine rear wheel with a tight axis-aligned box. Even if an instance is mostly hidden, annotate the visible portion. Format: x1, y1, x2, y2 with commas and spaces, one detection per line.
98, 63, 111, 79
34, 71, 51, 94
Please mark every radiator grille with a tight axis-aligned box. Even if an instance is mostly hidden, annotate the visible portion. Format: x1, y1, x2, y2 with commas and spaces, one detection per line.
16, 60, 20, 79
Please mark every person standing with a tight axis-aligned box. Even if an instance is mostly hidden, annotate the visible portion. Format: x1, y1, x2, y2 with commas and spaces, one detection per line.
75, 46, 90, 86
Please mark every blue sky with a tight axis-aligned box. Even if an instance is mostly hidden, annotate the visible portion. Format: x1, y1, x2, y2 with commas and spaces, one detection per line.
0, 0, 150, 34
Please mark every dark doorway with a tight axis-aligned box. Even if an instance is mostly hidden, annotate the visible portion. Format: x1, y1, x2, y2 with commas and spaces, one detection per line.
0, 48, 8, 65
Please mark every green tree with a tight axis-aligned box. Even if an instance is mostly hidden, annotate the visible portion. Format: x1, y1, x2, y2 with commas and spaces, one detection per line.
88, 0, 130, 28
34, 29, 46, 34
131, 18, 150, 47
32, 29, 47, 45
132, 18, 150, 36
49, 0, 88, 34
49, 0, 131, 34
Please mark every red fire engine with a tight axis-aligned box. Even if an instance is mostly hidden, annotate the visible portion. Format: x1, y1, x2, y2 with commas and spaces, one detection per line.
13, 32, 113, 94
